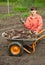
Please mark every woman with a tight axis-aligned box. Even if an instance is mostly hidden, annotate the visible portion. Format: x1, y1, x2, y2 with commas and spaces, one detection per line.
21, 7, 43, 35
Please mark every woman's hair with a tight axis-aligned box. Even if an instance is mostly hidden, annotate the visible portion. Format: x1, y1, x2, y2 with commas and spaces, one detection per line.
30, 7, 37, 11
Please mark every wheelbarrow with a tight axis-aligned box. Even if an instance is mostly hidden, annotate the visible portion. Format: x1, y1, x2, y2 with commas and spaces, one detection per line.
3, 29, 45, 56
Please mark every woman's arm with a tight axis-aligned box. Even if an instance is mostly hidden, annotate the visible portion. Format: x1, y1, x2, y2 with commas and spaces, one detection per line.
35, 16, 43, 32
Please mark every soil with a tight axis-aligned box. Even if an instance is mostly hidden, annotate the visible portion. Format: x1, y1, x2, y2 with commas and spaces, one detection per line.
0, 5, 45, 65
0, 5, 13, 13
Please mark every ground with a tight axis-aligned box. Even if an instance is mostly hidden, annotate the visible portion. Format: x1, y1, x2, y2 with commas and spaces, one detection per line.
0, 6, 45, 65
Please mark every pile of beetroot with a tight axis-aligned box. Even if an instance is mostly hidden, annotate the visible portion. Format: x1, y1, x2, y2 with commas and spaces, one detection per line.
2, 29, 37, 39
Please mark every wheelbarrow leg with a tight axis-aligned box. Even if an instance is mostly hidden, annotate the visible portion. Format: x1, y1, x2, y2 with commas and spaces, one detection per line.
32, 41, 36, 53
32, 34, 45, 53
26, 41, 36, 53
23, 47, 31, 54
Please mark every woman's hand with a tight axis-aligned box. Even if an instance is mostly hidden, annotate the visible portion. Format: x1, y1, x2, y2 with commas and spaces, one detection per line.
34, 31, 39, 35
20, 18, 25, 24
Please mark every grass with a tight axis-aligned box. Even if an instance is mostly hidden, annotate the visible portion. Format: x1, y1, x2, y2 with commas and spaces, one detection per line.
13, 6, 28, 12
0, 2, 14, 6
38, 10, 45, 16
0, 12, 30, 19
0, 2, 45, 19
0, 2, 7, 5
34, 3, 45, 8
21, 11, 30, 18
0, 14, 15, 19
0, 9, 45, 19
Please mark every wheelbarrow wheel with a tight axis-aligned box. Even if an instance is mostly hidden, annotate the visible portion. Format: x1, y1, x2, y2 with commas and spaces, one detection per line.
8, 42, 23, 56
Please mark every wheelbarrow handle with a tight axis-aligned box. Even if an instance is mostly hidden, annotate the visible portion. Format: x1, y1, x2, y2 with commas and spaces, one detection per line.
34, 29, 45, 42
38, 29, 45, 34
37, 34, 45, 41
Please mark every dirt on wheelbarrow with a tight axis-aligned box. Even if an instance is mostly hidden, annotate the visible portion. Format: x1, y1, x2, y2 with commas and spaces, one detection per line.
0, 9, 45, 65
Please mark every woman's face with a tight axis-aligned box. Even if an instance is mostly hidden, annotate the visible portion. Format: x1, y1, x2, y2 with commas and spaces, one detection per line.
31, 10, 37, 15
